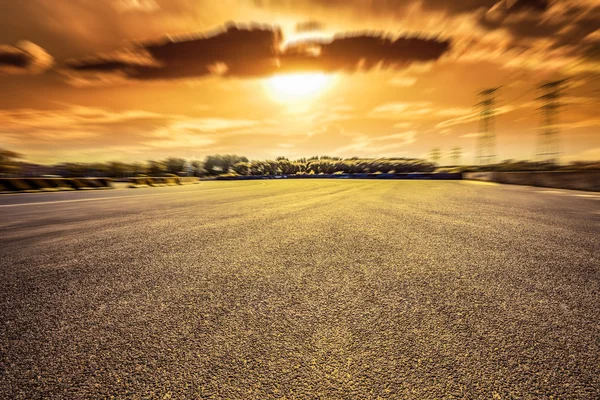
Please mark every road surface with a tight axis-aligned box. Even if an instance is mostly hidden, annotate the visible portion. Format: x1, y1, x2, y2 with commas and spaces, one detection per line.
1, 180, 599, 399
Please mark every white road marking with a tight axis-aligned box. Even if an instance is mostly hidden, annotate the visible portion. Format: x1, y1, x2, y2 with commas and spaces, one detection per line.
536, 190, 600, 199
0, 184, 265, 208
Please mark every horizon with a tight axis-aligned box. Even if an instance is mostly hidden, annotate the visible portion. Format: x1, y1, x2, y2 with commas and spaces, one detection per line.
0, 1, 598, 165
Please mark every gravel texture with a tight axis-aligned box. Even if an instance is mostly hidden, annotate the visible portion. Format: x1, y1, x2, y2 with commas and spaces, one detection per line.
1, 180, 599, 399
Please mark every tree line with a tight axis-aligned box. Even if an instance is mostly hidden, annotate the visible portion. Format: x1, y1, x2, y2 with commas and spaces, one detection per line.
1, 150, 437, 177
2, 149, 598, 178
53, 155, 437, 177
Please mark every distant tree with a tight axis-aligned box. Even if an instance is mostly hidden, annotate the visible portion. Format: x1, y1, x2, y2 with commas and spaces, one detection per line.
204, 154, 248, 175
131, 162, 145, 175
250, 161, 265, 175
147, 160, 167, 175
232, 162, 250, 176
108, 161, 128, 178
166, 157, 186, 175
0, 149, 23, 176
190, 160, 207, 177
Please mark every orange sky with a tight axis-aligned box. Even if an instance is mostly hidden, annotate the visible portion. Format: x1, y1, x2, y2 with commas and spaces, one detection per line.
0, 0, 598, 164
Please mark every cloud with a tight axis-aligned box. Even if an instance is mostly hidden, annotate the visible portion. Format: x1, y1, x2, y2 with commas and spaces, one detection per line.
0, 41, 53, 74
3, 106, 165, 138
562, 147, 600, 162
295, 20, 325, 32
254, 0, 498, 18
372, 131, 417, 143
264, 0, 598, 72
480, 1, 600, 59
554, 118, 600, 130
159, 118, 261, 133
0, 104, 275, 162
63, 22, 451, 84
393, 122, 415, 129
64, 23, 281, 83
370, 102, 475, 120
389, 76, 417, 87
280, 33, 450, 73
112, 0, 160, 13
333, 130, 417, 156
436, 105, 515, 128
369, 102, 434, 119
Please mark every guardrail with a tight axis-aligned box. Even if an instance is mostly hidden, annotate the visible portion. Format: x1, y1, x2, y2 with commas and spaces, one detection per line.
0, 177, 113, 194
71, 178, 113, 190
128, 176, 199, 188
464, 171, 600, 192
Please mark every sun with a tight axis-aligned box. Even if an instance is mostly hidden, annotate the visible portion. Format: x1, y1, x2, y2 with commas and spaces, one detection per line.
264, 73, 335, 103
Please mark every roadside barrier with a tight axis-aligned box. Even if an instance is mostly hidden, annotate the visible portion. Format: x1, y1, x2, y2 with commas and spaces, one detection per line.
148, 177, 179, 186
96, 178, 113, 188
178, 177, 199, 184
128, 176, 199, 188
0, 178, 40, 193
464, 171, 600, 192
0, 177, 113, 193
71, 178, 113, 190
28, 178, 60, 192
44, 178, 75, 191
128, 177, 152, 188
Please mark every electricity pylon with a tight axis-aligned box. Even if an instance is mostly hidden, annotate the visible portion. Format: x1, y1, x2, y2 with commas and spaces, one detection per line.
535, 79, 566, 164
430, 147, 441, 165
476, 87, 500, 165
450, 146, 462, 165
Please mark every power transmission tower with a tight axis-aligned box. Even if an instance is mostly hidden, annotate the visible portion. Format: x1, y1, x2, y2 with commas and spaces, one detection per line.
476, 87, 500, 165
535, 79, 566, 164
430, 147, 442, 165
450, 146, 462, 165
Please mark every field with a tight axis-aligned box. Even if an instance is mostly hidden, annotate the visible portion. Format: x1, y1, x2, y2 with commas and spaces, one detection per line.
1, 180, 599, 398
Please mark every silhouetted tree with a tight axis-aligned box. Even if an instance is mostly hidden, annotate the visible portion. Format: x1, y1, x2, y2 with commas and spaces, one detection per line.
0, 149, 23, 176
166, 157, 186, 174
147, 160, 167, 175
190, 160, 207, 177
205, 154, 248, 175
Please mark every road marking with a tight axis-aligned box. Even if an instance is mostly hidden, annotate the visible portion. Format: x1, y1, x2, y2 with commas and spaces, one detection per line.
0, 184, 265, 208
536, 190, 600, 199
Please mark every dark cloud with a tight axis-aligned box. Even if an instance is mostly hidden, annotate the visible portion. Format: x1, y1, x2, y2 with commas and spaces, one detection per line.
501, 0, 549, 13
0, 41, 53, 74
281, 33, 450, 73
63, 22, 450, 83
481, 1, 600, 51
65, 23, 281, 81
253, 0, 498, 17
256, 0, 598, 66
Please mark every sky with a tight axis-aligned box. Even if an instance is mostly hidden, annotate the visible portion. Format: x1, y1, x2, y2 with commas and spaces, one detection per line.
0, 0, 598, 165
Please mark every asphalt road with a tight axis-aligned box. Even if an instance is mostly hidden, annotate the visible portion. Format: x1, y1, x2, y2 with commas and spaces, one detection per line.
1, 180, 599, 399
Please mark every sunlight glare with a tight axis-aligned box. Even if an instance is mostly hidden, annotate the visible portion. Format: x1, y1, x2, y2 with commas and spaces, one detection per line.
264, 73, 334, 103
